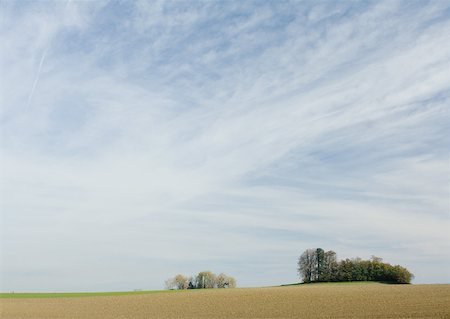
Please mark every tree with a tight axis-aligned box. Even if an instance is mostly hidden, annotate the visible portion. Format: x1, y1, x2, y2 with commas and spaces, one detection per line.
195, 271, 216, 289
322, 250, 338, 281
174, 274, 190, 290
298, 249, 413, 284
298, 249, 316, 283
215, 273, 237, 288
165, 271, 237, 289
165, 274, 190, 290
314, 248, 325, 281
337, 258, 354, 281
298, 248, 331, 282
164, 277, 176, 290
226, 276, 237, 288
390, 265, 414, 284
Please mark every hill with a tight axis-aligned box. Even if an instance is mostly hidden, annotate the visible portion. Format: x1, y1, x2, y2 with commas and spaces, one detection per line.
1, 283, 449, 318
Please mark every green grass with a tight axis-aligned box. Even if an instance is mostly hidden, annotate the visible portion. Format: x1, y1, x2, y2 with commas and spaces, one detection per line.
0, 289, 177, 298
280, 281, 393, 287
0, 281, 400, 298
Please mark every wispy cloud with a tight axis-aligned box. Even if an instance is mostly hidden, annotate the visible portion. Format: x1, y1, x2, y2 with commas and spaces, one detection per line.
26, 48, 48, 109
1, 1, 449, 292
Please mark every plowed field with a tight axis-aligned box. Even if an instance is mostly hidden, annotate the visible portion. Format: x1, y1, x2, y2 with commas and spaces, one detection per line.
1, 283, 449, 318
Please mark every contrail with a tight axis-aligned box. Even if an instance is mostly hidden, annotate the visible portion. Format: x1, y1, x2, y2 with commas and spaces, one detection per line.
26, 0, 71, 109
26, 48, 48, 109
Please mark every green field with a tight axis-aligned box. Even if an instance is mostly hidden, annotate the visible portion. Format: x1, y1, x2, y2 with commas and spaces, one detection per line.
0, 289, 175, 298
280, 281, 390, 286
1, 281, 386, 298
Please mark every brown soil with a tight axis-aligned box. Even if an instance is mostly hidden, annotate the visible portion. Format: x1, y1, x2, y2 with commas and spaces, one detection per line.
1, 284, 449, 318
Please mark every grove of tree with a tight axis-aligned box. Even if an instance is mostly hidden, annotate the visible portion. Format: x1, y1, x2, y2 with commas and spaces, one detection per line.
298, 248, 414, 284
165, 271, 236, 290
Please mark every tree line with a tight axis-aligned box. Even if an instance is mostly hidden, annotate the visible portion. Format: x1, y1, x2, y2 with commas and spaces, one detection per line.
165, 271, 236, 290
298, 248, 414, 284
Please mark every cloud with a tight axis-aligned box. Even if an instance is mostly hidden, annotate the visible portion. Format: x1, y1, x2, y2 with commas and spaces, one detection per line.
26, 48, 48, 109
1, 1, 449, 291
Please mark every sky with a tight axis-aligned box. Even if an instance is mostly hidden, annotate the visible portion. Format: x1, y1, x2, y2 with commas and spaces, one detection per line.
0, 0, 449, 292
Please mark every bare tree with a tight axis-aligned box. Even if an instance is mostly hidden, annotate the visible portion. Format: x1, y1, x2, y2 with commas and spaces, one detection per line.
166, 271, 236, 289
298, 249, 316, 283
165, 274, 190, 290
226, 276, 236, 288
164, 277, 176, 290
215, 273, 227, 288
215, 273, 237, 288
174, 274, 189, 290
195, 271, 216, 288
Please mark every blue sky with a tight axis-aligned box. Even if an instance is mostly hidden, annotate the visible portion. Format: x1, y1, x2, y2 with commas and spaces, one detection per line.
0, 0, 449, 292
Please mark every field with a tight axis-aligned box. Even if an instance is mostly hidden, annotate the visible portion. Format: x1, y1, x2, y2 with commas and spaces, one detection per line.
1, 283, 449, 318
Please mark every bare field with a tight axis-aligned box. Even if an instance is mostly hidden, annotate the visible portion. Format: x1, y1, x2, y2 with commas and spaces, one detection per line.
1, 283, 449, 318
